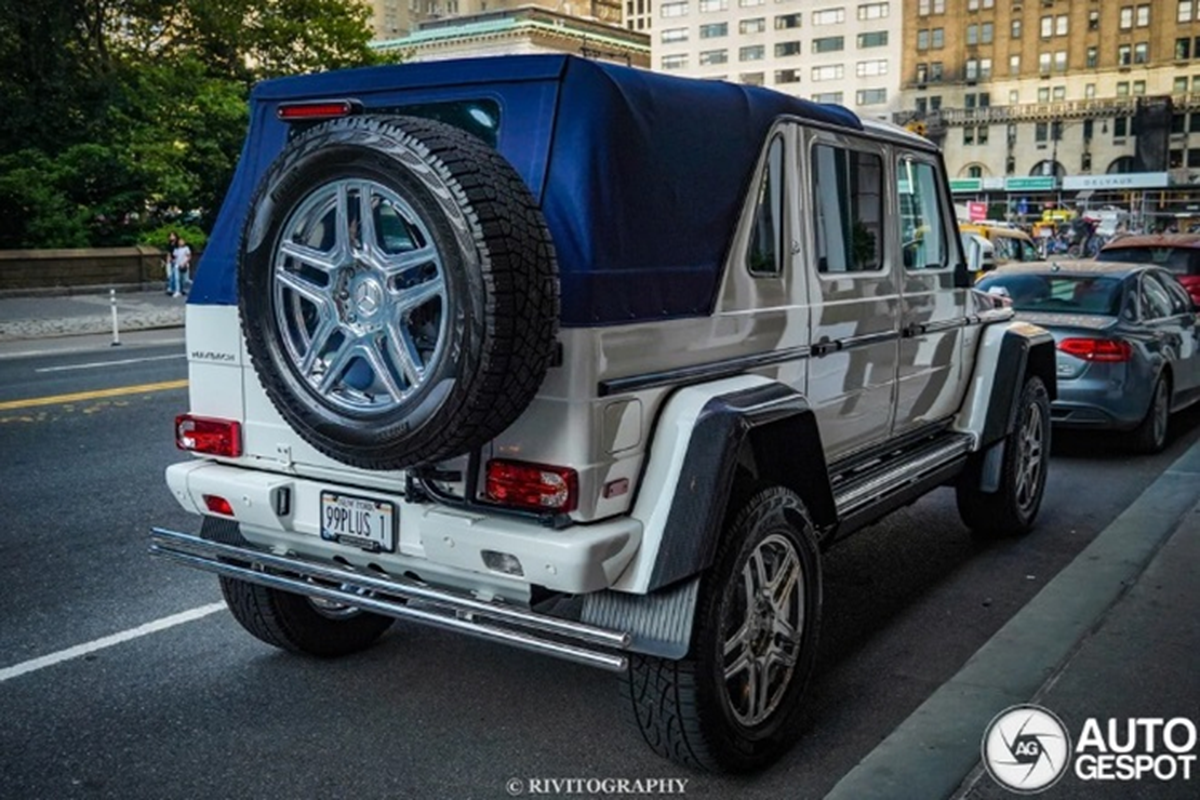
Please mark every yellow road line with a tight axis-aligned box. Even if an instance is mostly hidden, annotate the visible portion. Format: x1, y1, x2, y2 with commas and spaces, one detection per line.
0, 379, 189, 411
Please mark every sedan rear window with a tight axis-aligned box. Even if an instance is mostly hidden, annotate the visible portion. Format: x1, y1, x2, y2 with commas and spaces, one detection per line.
1097, 246, 1200, 277
978, 273, 1124, 316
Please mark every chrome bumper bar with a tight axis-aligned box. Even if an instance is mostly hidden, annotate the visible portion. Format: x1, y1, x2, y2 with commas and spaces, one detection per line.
149, 528, 632, 672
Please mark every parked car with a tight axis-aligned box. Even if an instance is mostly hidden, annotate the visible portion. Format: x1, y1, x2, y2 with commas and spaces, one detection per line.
978, 261, 1200, 452
152, 54, 1057, 773
1097, 233, 1200, 305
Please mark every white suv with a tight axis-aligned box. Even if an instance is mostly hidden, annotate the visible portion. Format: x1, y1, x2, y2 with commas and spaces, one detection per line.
155, 55, 1056, 773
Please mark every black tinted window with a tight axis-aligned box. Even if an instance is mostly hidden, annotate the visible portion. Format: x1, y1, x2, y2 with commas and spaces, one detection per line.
978, 273, 1124, 316
1098, 246, 1200, 277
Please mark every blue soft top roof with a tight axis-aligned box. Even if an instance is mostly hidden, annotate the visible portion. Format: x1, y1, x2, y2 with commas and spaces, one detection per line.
193, 55, 862, 325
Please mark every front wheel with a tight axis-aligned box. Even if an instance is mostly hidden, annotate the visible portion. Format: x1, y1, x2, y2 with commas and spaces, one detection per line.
622, 487, 822, 773
220, 577, 393, 658
957, 375, 1051, 537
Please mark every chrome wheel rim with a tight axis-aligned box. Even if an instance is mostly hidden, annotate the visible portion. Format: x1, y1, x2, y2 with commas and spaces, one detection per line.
1152, 380, 1169, 446
1014, 400, 1045, 515
722, 533, 805, 727
272, 178, 448, 415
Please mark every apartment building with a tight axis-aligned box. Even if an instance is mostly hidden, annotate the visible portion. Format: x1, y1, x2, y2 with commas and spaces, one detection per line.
646, 1, 903, 120
365, 0, 622, 39
901, 0, 1200, 220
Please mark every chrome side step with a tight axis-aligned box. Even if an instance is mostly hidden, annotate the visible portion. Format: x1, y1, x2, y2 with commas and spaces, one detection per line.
149, 528, 632, 673
832, 433, 973, 518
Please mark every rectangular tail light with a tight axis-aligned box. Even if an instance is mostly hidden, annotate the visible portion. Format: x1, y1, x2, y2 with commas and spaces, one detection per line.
485, 459, 578, 513
176, 415, 242, 457
1057, 338, 1132, 363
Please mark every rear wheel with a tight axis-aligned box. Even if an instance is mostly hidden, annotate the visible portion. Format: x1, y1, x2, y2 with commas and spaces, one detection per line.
957, 375, 1051, 537
220, 577, 393, 657
622, 487, 821, 772
1129, 375, 1170, 454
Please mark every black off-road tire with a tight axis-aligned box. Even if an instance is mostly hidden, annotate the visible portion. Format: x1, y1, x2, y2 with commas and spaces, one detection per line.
957, 376, 1051, 537
1129, 374, 1170, 454
220, 576, 393, 658
239, 115, 559, 470
621, 487, 822, 773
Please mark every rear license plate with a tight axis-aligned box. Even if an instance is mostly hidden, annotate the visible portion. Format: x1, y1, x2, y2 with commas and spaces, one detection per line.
319, 492, 396, 553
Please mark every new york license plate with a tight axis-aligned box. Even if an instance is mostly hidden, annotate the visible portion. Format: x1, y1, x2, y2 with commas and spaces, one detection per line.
319, 491, 396, 553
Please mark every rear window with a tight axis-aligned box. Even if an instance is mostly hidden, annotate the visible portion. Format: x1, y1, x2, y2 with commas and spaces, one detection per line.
1097, 246, 1200, 277
978, 273, 1124, 316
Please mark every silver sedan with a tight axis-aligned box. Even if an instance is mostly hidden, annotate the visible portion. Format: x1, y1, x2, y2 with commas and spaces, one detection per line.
977, 261, 1200, 452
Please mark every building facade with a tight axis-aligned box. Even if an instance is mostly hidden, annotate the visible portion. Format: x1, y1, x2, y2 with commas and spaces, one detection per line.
646, 1, 903, 121
900, 0, 1200, 224
364, 0, 621, 40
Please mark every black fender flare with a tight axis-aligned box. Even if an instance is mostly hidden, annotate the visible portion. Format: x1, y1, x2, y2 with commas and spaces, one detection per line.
979, 324, 1058, 449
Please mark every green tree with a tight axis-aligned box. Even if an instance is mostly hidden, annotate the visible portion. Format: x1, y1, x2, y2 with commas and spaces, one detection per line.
0, 0, 389, 249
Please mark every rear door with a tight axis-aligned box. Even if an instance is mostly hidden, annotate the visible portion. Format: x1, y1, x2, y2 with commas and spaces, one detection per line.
1147, 270, 1200, 398
892, 154, 969, 436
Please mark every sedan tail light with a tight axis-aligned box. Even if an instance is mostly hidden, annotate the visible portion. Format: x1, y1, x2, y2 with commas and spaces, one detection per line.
1057, 338, 1133, 363
485, 459, 578, 513
176, 415, 242, 457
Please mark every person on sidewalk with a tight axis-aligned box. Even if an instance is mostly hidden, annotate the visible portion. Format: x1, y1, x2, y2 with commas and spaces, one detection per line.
164, 231, 180, 296
172, 236, 193, 298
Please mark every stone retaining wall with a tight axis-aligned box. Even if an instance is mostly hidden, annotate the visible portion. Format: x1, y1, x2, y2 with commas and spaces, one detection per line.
0, 247, 169, 295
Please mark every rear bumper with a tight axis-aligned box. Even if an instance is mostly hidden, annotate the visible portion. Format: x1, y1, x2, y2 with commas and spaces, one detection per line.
149, 527, 632, 672
164, 460, 641, 596
1050, 370, 1150, 430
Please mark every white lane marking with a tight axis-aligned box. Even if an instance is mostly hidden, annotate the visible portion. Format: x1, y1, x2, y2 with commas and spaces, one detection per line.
0, 602, 226, 683
35, 354, 186, 373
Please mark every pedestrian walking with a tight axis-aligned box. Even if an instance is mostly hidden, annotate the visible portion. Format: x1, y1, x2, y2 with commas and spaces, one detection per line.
173, 236, 193, 297
164, 231, 180, 295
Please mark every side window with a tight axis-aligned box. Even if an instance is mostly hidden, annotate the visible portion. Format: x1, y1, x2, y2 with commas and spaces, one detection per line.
746, 136, 785, 276
1159, 273, 1192, 314
811, 143, 884, 273
1140, 273, 1175, 319
897, 158, 949, 270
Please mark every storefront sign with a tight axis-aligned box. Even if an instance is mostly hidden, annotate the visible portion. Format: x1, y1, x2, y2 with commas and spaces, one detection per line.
968, 202, 988, 221
1061, 173, 1170, 191
1005, 177, 1057, 192
950, 178, 982, 193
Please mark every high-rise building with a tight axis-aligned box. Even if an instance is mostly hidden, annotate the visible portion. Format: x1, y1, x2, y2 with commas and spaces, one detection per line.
900, 0, 1200, 222
646, 1, 902, 121
364, 0, 622, 40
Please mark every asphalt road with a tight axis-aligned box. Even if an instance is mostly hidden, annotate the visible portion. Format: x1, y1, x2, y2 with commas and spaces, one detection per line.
2, 337, 1198, 800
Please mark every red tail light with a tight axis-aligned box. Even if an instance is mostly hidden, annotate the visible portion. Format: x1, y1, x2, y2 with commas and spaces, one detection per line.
277, 100, 357, 122
203, 495, 235, 516
486, 460, 579, 513
1058, 338, 1133, 363
176, 415, 242, 457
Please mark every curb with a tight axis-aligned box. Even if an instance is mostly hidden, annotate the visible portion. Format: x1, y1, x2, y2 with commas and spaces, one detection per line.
823, 439, 1200, 800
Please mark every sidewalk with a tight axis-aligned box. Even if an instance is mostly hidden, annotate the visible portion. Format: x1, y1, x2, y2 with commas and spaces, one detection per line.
0, 289, 185, 341
826, 439, 1200, 799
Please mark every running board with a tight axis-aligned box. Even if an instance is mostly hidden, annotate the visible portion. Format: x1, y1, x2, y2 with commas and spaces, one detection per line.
832, 433, 973, 519
148, 528, 632, 673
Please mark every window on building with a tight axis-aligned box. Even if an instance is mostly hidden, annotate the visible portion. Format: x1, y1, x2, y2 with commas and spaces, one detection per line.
1134, 43, 1149, 64
1190, 150, 1200, 168
812, 145, 885, 273
916, 97, 928, 114
698, 0, 727, 10
661, 27, 688, 43
1055, 51, 1067, 72
966, 59, 979, 81
740, 45, 766, 61
1087, 47, 1098, 69
1176, 76, 1190, 92
919, 0, 930, 14
1089, 10, 1100, 30
1172, 114, 1187, 135
857, 59, 888, 77
661, 53, 689, 69
812, 64, 846, 81
857, 88, 888, 105
968, 0, 979, 10
916, 63, 928, 84
981, 58, 992, 79
932, 28, 944, 48
1009, 90, 1019, 104
1035, 122, 1048, 143
934, 0, 945, 11
776, 68, 802, 83
858, 3, 889, 20
1007, 123, 1018, 143
1038, 86, 1050, 102
982, 23, 994, 44
776, 40, 802, 56
858, 31, 888, 48
1191, 113, 1200, 133
660, 1, 688, 17
1119, 7, 1133, 29
930, 95, 942, 110
1083, 120, 1094, 141
964, 127, 975, 146
814, 36, 845, 53
813, 91, 845, 103
1178, 39, 1192, 60
700, 49, 729, 65
1133, 80, 1146, 95
965, 93, 977, 109
1056, 15, 1068, 36
1117, 81, 1130, 96
740, 17, 766, 33
775, 13, 801, 29
967, 24, 978, 46
979, 126, 990, 145
740, 72, 765, 86
813, 8, 846, 25
1010, 55, 1020, 76
1118, 45, 1132, 66
700, 22, 729, 37
1041, 16, 1052, 38
1012, 19, 1022, 38
930, 62, 944, 81
1085, 83, 1096, 99
1114, 117, 1129, 137
1082, 152, 1092, 172
1136, 4, 1150, 26
917, 29, 930, 50
1053, 86, 1066, 100
1039, 53, 1052, 74
1182, 2, 1196, 23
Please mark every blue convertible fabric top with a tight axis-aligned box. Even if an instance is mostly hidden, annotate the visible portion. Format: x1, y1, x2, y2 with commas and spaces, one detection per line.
192, 55, 861, 325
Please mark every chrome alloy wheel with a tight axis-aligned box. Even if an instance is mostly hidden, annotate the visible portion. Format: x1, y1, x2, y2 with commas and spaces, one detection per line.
1014, 400, 1045, 515
272, 178, 448, 414
722, 533, 806, 727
